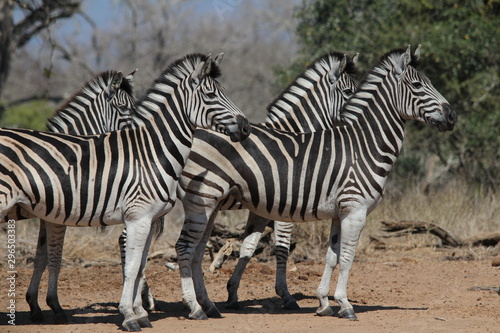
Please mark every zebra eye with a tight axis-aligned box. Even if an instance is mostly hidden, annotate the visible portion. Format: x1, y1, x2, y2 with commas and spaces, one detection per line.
206, 92, 217, 99
343, 89, 353, 96
411, 81, 423, 89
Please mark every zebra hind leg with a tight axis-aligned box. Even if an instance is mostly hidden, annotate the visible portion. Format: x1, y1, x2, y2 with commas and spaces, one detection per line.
316, 218, 340, 317
273, 221, 300, 310
26, 220, 48, 322
193, 210, 221, 318
45, 222, 69, 324
226, 213, 269, 310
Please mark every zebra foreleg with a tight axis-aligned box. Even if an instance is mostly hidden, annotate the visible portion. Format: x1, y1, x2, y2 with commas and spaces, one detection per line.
333, 210, 367, 320
119, 219, 153, 331
119, 227, 156, 311
226, 213, 269, 309
45, 222, 68, 324
316, 218, 340, 317
26, 220, 48, 322
192, 211, 221, 318
273, 221, 299, 310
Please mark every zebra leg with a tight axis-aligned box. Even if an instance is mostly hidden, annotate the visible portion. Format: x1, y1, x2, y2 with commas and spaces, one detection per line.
226, 213, 269, 309
192, 211, 221, 318
45, 222, 69, 324
26, 220, 48, 322
316, 218, 340, 317
333, 210, 367, 320
119, 219, 153, 331
274, 221, 299, 310
119, 227, 155, 312
176, 216, 209, 320
133, 226, 155, 328
41, 223, 66, 321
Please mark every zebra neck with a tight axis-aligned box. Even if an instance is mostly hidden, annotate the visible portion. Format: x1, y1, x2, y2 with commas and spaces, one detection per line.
343, 83, 406, 166
264, 56, 340, 132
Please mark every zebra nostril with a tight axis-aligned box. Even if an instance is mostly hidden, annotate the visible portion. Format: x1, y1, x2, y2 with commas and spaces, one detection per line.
443, 103, 457, 125
238, 116, 251, 139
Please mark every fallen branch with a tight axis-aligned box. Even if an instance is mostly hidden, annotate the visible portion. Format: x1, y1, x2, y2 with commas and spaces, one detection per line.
463, 231, 500, 247
380, 220, 463, 247
375, 220, 500, 248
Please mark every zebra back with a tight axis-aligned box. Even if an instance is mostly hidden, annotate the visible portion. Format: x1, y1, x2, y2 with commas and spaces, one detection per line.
47, 70, 137, 135
264, 52, 358, 132
180, 46, 456, 221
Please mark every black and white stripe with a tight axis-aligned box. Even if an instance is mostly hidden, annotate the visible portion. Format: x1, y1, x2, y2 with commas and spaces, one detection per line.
0, 53, 250, 331
223, 52, 359, 310
175, 46, 457, 320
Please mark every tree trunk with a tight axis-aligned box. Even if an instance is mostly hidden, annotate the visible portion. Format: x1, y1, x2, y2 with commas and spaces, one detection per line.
0, 0, 13, 99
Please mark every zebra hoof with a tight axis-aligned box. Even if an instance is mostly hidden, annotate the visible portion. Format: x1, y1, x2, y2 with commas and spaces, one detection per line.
283, 300, 300, 310
137, 317, 153, 328
316, 306, 334, 317
205, 305, 222, 318
29, 309, 44, 322
122, 319, 142, 332
189, 309, 208, 320
338, 308, 358, 320
225, 301, 242, 310
53, 312, 69, 324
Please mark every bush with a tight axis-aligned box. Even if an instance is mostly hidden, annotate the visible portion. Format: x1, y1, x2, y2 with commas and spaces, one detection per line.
0, 100, 54, 130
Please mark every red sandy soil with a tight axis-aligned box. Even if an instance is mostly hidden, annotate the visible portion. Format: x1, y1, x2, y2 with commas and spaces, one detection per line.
1, 248, 499, 333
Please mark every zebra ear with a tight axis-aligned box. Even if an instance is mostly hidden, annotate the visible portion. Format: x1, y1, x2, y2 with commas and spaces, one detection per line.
214, 53, 224, 66
394, 45, 412, 77
106, 71, 124, 101
351, 53, 359, 66
192, 54, 213, 87
414, 44, 421, 62
124, 69, 138, 87
328, 54, 347, 84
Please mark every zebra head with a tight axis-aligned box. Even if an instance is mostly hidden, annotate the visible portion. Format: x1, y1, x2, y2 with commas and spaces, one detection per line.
187, 53, 250, 142
326, 53, 359, 124
102, 70, 137, 131
392, 45, 457, 132
48, 70, 137, 135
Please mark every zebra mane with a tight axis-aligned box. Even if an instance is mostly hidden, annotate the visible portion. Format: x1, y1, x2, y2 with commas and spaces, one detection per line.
156, 53, 222, 86
49, 70, 134, 124
359, 47, 420, 87
380, 47, 420, 68
266, 51, 357, 115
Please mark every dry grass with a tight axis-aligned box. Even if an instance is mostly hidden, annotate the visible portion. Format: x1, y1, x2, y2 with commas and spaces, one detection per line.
289, 179, 500, 261
0, 179, 498, 269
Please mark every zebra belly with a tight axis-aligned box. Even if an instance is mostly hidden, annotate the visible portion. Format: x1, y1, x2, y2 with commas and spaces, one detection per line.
16, 202, 126, 227
238, 199, 339, 223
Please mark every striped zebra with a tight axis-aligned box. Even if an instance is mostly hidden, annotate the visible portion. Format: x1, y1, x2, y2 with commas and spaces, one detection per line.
223, 52, 359, 310
0, 53, 250, 331
175, 45, 457, 320
23, 70, 138, 323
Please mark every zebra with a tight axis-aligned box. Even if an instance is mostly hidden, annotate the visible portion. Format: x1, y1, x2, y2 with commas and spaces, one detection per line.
0, 53, 250, 331
222, 52, 359, 310
175, 45, 457, 320
22, 69, 138, 324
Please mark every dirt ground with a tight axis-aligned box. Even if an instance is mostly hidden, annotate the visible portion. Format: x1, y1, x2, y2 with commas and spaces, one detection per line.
1, 247, 499, 333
